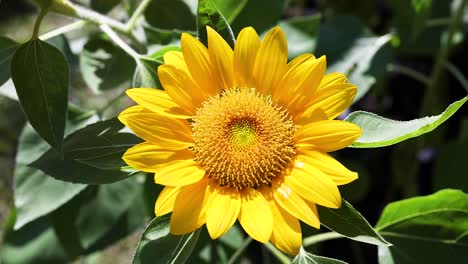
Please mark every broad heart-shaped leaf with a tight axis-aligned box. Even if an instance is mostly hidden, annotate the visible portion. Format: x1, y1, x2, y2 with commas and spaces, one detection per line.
318, 199, 390, 246
144, 0, 195, 31
14, 124, 87, 230
31, 118, 142, 184
80, 34, 135, 93
212, 0, 248, 23
293, 248, 347, 264
315, 15, 393, 102
345, 96, 468, 148
0, 36, 18, 86
279, 15, 321, 60
11, 38, 68, 154
197, 0, 236, 48
133, 215, 201, 264
375, 189, 468, 264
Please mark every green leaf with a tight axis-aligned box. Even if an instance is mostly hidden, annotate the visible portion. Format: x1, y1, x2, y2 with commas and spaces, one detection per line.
13, 124, 87, 230
315, 16, 392, 102
278, 15, 321, 59
192, 225, 244, 263
144, 0, 195, 31
293, 248, 347, 264
318, 199, 390, 246
230, 0, 286, 35
197, 0, 236, 48
1, 216, 69, 263
0, 36, 18, 86
133, 58, 161, 88
376, 189, 468, 264
80, 34, 135, 93
30, 118, 141, 184
133, 215, 201, 264
91, 0, 121, 13
345, 96, 468, 148
11, 39, 68, 154
212, 0, 248, 23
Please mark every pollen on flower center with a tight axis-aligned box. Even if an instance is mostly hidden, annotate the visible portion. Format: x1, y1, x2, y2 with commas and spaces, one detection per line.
191, 88, 296, 190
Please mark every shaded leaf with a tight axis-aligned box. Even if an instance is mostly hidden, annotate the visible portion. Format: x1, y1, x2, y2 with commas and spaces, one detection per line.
133, 215, 201, 264
197, 0, 236, 48
11, 39, 68, 154
345, 96, 468, 148
293, 248, 347, 264
376, 189, 468, 264
315, 16, 392, 102
318, 199, 390, 246
0, 36, 18, 86
231, 0, 286, 35
30, 118, 142, 184
144, 0, 195, 31
80, 34, 135, 93
91, 0, 121, 13
279, 15, 321, 59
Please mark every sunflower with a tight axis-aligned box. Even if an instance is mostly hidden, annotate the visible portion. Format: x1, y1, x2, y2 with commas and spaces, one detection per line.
119, 26, 362, 255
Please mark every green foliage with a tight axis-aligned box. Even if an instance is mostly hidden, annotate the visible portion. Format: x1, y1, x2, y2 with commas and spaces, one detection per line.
197, 0, 236, 48
346, 97, 468, 148
11, 39, 68, 154
293, 248, 347, 264
0, 37, 18, 86
319, 199, 390, 246
376, 189, 468, 264
133, 216, 201, 264
144, 0, 195, 31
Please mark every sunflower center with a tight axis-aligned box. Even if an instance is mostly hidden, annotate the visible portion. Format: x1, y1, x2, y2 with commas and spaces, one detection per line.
191, 88, 296, 190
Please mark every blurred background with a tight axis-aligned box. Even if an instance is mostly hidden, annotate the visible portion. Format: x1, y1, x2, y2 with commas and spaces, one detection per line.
0, 0, 467, 263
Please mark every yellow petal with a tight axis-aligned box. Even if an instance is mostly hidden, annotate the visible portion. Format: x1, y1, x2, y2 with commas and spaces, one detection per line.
299, 83, 357, 121
155, 186, 181, 216
163, 51, 187, 72
125, 88, 191, 119
297, 151, 358, 185
295, 120, 362, 152
238, 188, 273, 243
269, 201, 302, 256
318, 72, 347, 89
155, 159, 205, 186
158, 64, 206, 113
253, 26, 287, 94
205, 187, 241, 239
170, 179, 208, 235
274, 56, 326, 114
118, 109, 193, 149
286, 53, 315, 70
285, 161, 342, 208
233, 27, 261, 87
207, 26, 234, 90
273, 180, 320, 228
181, 33, 218, 96
123, 142, 194, 172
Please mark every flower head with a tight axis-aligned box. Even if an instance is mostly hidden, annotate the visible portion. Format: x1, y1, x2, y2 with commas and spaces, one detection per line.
119, 26, 362, 255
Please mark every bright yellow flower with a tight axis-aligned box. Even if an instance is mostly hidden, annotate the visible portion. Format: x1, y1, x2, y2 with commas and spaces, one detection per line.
119, 26, 362, 255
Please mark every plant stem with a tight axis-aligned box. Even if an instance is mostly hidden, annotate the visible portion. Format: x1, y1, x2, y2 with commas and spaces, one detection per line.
125, 0, 153, 32
227, 237, 253, 264
264, 243, 291, 264
445, 61, 468, 92
32, 8, 49, 39
99, 24, 141, 59
303, 232, 344, 247
387, 63, 430, 85
66, 2, 128, 33
39, 20, 87, 40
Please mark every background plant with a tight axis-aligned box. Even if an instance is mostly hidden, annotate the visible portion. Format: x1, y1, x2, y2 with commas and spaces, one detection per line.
0, 0, 467, 263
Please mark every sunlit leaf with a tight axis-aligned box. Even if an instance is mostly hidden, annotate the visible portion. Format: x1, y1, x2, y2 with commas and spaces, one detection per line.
133, 216, 201, 264
197, 0, 235, 48
293, 248, 347, 264
11, 39, 68, 154
212, 0, 248, 23
318, 199, 390, 246
376, 189, 468, 264
345, 96, 468, 148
